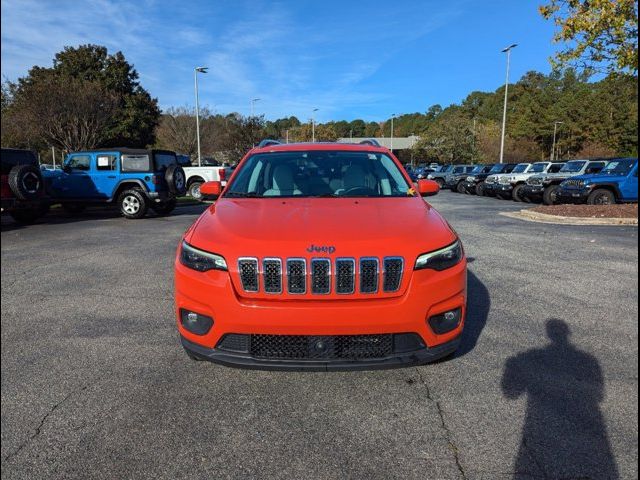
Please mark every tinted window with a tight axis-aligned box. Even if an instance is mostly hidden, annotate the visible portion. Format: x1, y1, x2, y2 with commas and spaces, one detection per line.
512, 164, 530, 173
529, 163, 549, 173
122, 154, 151, 172
548, 163, 564, 173
67, 155, 91, 171
1, 149, 38, 174
585, 162, 606, 174
154, 153, 177, 171
488, 164, 504, 174
560, 161, 586, 173
226, 151, 412, 198
96, 154, 117, 171
600, 160, 636, 175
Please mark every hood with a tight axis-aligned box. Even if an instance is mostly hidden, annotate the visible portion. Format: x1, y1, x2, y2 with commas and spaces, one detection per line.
568, 173, 627, 183
188, 197, 457, 259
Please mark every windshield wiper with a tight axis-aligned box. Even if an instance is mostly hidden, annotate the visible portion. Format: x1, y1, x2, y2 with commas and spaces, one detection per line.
225, 192, 261, 198
311, 193, 340, 197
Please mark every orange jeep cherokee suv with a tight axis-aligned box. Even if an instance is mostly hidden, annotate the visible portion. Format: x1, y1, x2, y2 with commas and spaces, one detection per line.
175, 140, 467, 370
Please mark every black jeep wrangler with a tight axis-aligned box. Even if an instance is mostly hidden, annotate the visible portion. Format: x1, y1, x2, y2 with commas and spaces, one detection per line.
1, 148, 49, 223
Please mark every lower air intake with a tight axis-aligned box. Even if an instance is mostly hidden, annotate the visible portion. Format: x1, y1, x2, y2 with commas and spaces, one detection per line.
250, 334, 394, 360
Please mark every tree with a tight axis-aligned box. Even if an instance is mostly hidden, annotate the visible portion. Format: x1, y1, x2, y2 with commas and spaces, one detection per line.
4, 44, 160, 150
155, 106, 218, 158
6, 76, 119, 151
539, 0, 638, 75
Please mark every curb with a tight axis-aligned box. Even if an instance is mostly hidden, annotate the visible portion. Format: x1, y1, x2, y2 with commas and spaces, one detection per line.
500, 209, 638, 226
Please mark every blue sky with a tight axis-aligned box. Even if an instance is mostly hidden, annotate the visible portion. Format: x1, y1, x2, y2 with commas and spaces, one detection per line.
1, 0, 561, 122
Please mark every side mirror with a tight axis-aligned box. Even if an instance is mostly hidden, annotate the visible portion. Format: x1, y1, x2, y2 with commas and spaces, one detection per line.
417, 179, 440, 197
200, 181, 222, 200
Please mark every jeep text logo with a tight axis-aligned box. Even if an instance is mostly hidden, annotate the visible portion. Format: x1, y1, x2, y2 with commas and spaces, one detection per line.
306, 244, 336, 254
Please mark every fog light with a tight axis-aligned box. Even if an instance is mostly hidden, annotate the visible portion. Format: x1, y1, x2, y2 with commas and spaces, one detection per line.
428, 308, 462, 335
180, 309, 213, 335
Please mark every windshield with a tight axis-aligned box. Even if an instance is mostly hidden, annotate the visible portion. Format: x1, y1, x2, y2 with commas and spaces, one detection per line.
600, 160, 635, 175
225, 151, 412, 198
560, 161, 586, 173
529, 163, 549, 173
512, 164, 530, 174
488, 164, 503, 174
470, 165, 485, 174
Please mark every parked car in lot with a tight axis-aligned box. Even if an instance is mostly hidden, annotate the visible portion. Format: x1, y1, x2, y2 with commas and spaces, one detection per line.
484, 163, 532, 197
461, 163, 518, 195
181, 158, 233, 200
175, 139, 466, 370
492, 162, 565, 201
1, 148, 49, 223
429, 165, 472, 188
520, 159, 608, 205
445, 164, 493, 193
43, 148, 187, 219
556, 158, 638, 205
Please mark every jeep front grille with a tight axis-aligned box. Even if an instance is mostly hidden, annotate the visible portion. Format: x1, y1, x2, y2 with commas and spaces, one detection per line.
485, 175, 497, 184
237, 256, 405, 296
563, 179, 583, 188
527, 177, 543, 186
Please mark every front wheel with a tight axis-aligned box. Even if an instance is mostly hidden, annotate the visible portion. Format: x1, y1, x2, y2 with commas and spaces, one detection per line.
151, 199, 177, 216
475, 183, 485, 196
456, 182, 466, 194
188, 182, 203, 200
118, 189, 149, 219
512, 184, 525, 202
542, 185, 560, 205
587, 189, 616, 205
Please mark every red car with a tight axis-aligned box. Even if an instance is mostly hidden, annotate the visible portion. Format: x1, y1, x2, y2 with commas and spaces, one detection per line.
175, 140, 467, 370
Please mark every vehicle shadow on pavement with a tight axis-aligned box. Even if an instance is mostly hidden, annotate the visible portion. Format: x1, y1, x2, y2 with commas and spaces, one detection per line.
501, 319, 619, 479
456, 269, 490, 357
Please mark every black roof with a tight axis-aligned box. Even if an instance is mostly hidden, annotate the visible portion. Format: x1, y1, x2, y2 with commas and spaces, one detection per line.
75, 147, 176, 156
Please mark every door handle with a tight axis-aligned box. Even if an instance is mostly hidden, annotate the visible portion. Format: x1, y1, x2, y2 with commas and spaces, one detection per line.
107, 175, 116, 179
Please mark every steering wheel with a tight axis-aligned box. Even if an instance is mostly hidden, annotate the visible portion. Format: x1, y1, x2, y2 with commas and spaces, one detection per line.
342, 186, 376, 196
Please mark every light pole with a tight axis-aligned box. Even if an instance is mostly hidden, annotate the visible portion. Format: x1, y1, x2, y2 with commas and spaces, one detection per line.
311, 108, 318, 142
390, 114, 396, 151
250, 98, 261, 117
499, 44, 517, 163
551, 121, 563, 161
194, 66, 208, 167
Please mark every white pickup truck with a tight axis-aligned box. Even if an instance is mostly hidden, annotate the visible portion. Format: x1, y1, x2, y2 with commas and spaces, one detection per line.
177, 156, 234, 200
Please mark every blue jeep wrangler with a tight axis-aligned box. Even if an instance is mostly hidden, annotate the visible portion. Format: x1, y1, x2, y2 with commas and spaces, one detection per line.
43, 148, 187, 219
556, 158, 638, 205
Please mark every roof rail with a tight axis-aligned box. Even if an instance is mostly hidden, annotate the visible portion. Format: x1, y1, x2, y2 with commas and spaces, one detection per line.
257, 139, 281, 148
359, 139, 381, 147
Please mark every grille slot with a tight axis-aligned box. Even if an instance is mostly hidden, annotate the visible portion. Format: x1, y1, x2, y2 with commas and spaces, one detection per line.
286, 259, 306, 294
238, 258, 259, 292
335, 258, 356, 294
250, 334, 393, 360
217, 334, 250, 352
311, 259, 331, 294
263, 258, 282, 294
383, 258, 404, 292
360, 258, 379, 294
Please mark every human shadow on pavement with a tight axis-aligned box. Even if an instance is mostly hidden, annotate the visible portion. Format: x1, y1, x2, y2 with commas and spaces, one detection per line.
456, 270, 490, 357
501, 319, 618, 479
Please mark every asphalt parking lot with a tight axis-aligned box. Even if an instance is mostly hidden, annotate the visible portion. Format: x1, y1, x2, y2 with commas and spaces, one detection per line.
1, 193, 638, 480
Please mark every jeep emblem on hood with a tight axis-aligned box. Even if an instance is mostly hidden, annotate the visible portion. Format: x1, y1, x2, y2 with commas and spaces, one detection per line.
307, 244, 336, 254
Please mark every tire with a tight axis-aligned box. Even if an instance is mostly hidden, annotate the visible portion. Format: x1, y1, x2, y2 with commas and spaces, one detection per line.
496, 193, 508, 200
118, 189, 149, 219
512, 184, 525, 202
62, 203, 86, 215
587, 188, 616, 205
8, 164, 43, 200
542, 185, 560, 205
151, 198, 177, 216
475, 183, 485, 196
188, 181, 203, 200
435, 179, 445, 188
456, 182, 466, 194
165, 165, 187, 196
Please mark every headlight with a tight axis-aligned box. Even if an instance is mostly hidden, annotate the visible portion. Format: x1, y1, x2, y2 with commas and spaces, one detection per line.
415, 240, 464, 271
426, 174, 433, 179
180, 241, 228, 272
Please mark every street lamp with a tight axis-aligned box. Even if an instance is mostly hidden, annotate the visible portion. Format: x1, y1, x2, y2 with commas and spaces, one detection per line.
551, 121, 564, 161
250, 98, 261, 117
390, 114, 396, 151
499, 44, 517, 164
194, 66, 208, 167
311, 108, 318, 142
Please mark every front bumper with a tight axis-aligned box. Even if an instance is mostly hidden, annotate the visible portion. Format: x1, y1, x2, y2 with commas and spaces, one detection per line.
175, 257, 467, 370
520, 185, 545, 200
493, 184, 514, 196
556, 187, 590, 204
461, 181, 478, 193
483, 183, 498, 195
181, 334, 461, 371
